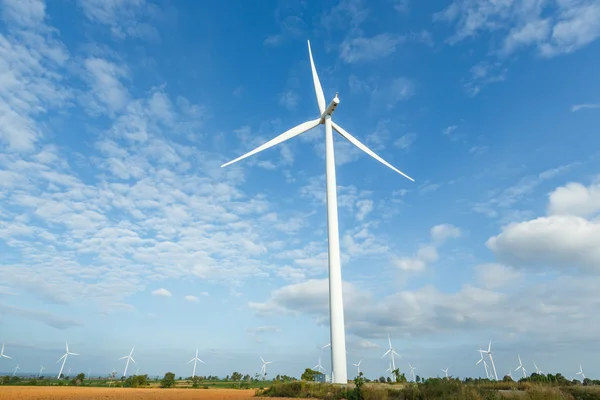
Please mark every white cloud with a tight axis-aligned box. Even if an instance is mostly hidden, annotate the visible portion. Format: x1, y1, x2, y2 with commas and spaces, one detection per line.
394, 224, 460, 272
151, 288, 172, 297
473, 263, 522, 290
184, 295, 199, 302
279, 90, 299, 110
355, 199, 373, 221
548, 181, 600, 218
82, 57, 130, 116
340, 33, 405, 63
572, 103, 600, 112
394, 133, 416, 150
430, 224, 461, 244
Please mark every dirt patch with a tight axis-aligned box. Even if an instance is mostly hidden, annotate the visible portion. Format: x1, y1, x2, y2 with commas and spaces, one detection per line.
0, 386, 288, 400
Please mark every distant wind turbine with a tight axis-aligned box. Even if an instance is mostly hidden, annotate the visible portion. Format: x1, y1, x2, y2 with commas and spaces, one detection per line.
12, 364, 20, 376
260, 356, 272, 377
441, 368, 449, 378
221, 40, 414, 383
0, 343, 11, 360
515, 355, 527, 378
382, 335, 400, 373
408, 363, 417, 381
476, 350, 491, 379
187, 348, 205, 378
532, 361, 543, 375
39, 365, 45, 377
87, 368, 91, 378
352, 360, 362, 376
57, 342, 79, 379
576, 365, 585, 381
314, 356, 325, 374
479, 341, 498, 381
507, 370, 512, 379
119, 346, 136, 378
67, 367, 71, 377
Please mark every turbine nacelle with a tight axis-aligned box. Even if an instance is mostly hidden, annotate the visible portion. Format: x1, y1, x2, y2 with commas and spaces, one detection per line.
320, 94, 339, 123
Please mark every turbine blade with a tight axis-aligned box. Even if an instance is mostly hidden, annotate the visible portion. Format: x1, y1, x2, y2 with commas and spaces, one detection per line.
199, 359, 205, 364
187, 359, 194, 364
260, 356, 265, 363
2, 355, 12, 359
130, 357, 136, 363
70, 352, 79, 356
221, 118, 320, 168
381, 349, 391, 358
388, 335, 392, 349
57, 354, 66, 363
119, 356, 128, 360
332, 121, 414, 182
307, 40, 326, 115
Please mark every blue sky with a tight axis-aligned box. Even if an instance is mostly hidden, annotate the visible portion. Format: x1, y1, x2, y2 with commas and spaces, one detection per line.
1, 0, 600, 381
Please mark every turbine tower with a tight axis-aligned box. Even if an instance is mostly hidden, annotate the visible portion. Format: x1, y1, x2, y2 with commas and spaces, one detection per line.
0, 343, 12, 360
57, 342, 79, 379
352, 360, 362, 376
119, 346, 136, 378
39, 365, 45, 377
381, 335, 400, 373
408, 363, 416, 381
187, 348, 205, 378
515, 354, 527, 378
476, 350, 491, 379
479, 341, 498, 381
221, 41, 414, 383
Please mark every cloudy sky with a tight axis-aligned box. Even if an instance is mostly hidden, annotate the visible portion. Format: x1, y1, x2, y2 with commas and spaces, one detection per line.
1, 0, 600, 381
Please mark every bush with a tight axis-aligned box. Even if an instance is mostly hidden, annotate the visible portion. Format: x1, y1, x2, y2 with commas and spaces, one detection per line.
124, 374, 148, 388
160, 372, 176, 388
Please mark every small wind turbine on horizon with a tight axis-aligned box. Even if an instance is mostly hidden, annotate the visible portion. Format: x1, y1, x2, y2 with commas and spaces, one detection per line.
187, 348, 205, 378
260, 356, 272, 377
382, 335, 400, 374
533, 361, 543, 375
12, 364, 19, 377
515, 355, 528, 378
87, 368, 92, 378
57, 342, 79, 379
441, 368, 449, 378
314, 356, 325, 374
479, 341, 498, 381
576, 365, 585, 381
119, 346, 136, 378
39, 365, 45, 377
67, 367, 71, 377
507, 370, 513, 379
221, 40, 414, 383
0, 343, 11, 361
352, 360, 362, 376
408, 363, 416, 381
476, 350, 491, 379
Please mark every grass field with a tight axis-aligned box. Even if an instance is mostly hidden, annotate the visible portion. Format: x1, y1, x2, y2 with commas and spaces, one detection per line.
0, 386, 300, 400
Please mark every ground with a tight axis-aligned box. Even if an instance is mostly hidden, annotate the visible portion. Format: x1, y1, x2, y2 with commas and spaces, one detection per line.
0, 386, 294, 400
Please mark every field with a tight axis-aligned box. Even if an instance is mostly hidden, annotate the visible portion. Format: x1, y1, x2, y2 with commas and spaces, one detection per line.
0, 386, 298, 400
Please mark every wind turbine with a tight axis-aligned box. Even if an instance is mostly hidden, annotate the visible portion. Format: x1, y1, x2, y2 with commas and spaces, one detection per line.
314, 356, 325, 374
187, 348, 205, 378
515, 355, 527, 378
576, 365, 585, 381
507, 370, 513, 379
0, 343, 11, 360
12, 364, 20, 377
260, 356, 272, 377
135, 368, 140, 375
67, 367, 72, 377
532, 361, 543, 375
57, 342, 79, 379
39, 365, 45, 377
221, 40, 414, 383
381, 335, 400, 373
87, 368, 92, 378
441, 368, 449, 378
479, 341, 498, 381
119, 346, 136, 378
476, 350, 491, 379
408, 363, 416, 381
352, 360, 362, 376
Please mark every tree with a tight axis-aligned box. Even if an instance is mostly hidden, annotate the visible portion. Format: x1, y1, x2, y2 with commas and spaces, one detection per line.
416, 375, 421, 383
70, 373, 85, 386
301, 368, 319, 382
378, 376, 386, 383
386, 376, 392, 383
392, 368, 407, 383
160, 372, 176, 388
231, 372, 242, 382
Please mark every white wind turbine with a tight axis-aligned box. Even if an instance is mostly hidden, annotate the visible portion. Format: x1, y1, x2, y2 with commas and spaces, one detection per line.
506, 370, 513, 379
314, 355, 325, 374
187, 348, 205, 378
441, 368, 449, 378
476, 350, 491, 379
39, 365, 45, 377
119, 346, 136, 378
260, 356, 272, 377
87, 368, 92, 378
532, 361, 543, 375
57, 342, 79, 379
221, 40, 414, 383
479, 341, 498, 381
381, 335, 400, 373
408, 363, 416, 381
67, 367, 72, 377
352, 360, 362, 376
515, 354, 527, 378
576, 365, 585, 381
0, 343, 11, 361
12, 364, 20, 377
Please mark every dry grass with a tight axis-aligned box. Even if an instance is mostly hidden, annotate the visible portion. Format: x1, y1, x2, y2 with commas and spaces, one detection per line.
0, 386, 293, 400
